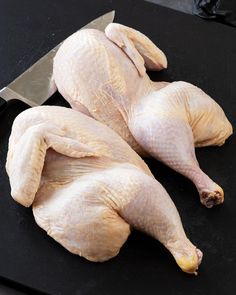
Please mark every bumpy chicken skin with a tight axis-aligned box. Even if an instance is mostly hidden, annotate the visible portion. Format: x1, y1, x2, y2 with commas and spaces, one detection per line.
53, 23, 233, 208
7, 106, 202, 274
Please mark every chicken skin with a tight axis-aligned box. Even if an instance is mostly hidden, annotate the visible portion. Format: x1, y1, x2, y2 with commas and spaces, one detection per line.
6, 106, 202, 274
53, 23, 233, 208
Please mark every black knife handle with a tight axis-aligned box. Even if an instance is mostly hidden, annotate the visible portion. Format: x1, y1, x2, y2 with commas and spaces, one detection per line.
0, 98, 30, 146
0, 93, 70, 124
0, 98, 30, 112
0, 97, 7, 111
0, 98, 30, 133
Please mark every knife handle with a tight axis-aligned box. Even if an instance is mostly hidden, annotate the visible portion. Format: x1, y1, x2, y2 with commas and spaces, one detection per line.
0, 98, 30, 120
0, 97, 7, 111
0, 98, 30, 141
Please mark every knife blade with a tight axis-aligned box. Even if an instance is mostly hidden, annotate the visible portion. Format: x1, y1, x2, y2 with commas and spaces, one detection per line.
0, 10, 115, 107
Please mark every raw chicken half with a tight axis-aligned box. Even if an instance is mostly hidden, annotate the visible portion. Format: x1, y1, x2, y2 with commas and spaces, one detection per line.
53, 23, 233, 208
7, 106, 202, 274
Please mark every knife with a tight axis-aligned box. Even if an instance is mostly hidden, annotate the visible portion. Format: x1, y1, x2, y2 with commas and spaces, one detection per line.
0, 10, 115, 110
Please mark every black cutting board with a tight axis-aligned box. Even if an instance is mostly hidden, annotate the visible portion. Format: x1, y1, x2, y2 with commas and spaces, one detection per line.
0, 0, 235, 294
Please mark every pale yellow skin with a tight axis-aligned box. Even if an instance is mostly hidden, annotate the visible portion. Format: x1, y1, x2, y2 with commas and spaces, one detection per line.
7, 106, 202, 274
53, 23, 233, 208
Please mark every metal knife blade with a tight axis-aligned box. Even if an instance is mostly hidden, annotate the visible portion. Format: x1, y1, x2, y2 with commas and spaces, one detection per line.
0, 10, 115, 107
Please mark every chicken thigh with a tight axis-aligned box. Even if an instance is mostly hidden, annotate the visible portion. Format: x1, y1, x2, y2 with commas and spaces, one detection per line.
7, 106, 202, 274
53, 23, 233, 208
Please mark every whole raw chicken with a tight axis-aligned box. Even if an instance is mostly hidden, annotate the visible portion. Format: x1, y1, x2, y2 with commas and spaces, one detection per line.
53, 23, 233, 208
6, 106, 202, 274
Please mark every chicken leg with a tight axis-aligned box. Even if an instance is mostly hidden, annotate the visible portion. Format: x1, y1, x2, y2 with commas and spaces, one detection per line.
129, 81, 230, 207
33, 164, 202, 274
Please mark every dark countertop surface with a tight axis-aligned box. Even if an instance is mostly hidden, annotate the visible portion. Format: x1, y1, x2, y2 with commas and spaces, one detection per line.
0, 0, 235, 294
